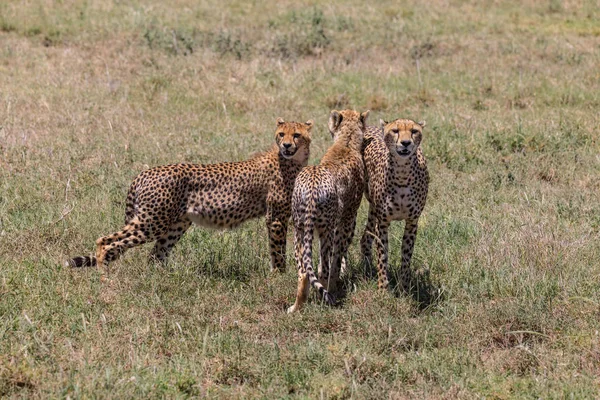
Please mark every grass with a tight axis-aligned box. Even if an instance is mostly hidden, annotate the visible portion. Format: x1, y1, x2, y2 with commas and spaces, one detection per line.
1, 0, 600, 397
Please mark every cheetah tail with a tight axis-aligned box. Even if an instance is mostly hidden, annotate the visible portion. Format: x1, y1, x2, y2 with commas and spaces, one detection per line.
302, 209, 334, 307
65, 255, 97, 268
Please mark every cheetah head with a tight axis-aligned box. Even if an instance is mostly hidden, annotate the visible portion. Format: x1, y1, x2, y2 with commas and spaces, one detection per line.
381, 119, 426, 158
275, 118, 313, 162
328, 109, 370, 142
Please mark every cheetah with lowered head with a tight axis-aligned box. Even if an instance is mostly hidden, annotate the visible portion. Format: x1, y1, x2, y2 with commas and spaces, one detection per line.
287, 109, 369, 313
66, 118, 313, 275
361, 118, 428, 291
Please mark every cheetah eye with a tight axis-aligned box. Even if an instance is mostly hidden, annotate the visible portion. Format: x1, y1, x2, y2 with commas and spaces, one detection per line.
392, 129, 399, 134
278, 132, 285, 138
411, 129, 419, 135
293, 133, 301, 139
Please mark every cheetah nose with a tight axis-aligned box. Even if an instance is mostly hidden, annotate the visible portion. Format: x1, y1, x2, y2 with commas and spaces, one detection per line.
400, 140, 412, 147
283, 143, 292, 149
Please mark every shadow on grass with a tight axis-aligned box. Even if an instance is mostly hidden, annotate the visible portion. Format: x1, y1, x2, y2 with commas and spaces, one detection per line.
192, 261, 253, 283
389, 265, 444, 311
334, 261, 444, 312
147, 252, 254, 283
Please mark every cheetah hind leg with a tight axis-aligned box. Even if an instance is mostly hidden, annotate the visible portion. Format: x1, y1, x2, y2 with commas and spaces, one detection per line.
95, 221, 151, 277
339, 213, 357, 274
360, 205, 378, 279
317, 227, 335, 294
288, 222, 334, 313
287, 224, 310, 314
149, 219, 191, 263
67, 221, 139, 269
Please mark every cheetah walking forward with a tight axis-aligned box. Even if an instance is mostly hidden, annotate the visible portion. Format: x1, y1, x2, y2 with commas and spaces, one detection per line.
66, 118, 313, 275
361, 119, 428, 291
287, 110, 368, 313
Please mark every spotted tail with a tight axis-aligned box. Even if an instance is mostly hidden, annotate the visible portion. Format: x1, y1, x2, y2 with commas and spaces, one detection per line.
65, 255, 97, 268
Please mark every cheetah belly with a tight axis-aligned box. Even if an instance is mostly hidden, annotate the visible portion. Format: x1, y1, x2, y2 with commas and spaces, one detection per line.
185, 191, 267, 230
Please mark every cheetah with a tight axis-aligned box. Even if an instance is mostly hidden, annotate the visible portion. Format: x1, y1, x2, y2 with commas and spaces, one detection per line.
66, 118, 313, 275
287, 109, 368, 313
360, 118, 428, 291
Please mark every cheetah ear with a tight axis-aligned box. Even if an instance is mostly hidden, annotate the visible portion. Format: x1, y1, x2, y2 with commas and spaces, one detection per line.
360, 110, 370, 128
418, 120, 426, 128
276, 117, 285, 126
305, 120, 314, 130
328, 110, 342, 134
379, 119, 388, 128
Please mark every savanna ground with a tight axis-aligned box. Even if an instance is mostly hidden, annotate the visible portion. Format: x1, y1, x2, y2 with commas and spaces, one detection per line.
1, 0, 599, 398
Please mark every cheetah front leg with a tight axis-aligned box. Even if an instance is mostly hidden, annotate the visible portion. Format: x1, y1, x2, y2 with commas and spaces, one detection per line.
266, 214, 288, 273
375, 220, 390, 290
399, 219, 419, 291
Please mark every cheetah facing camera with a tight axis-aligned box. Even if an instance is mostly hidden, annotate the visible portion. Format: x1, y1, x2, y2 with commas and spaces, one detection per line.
287, 109, 369, 313
361, 118, 428, 291
66, 118, 313, 275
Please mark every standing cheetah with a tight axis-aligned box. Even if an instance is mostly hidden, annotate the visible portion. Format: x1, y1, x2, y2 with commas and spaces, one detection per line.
287, 109, 368, 313
66, 118, 313, 275
360, 118, 428, 291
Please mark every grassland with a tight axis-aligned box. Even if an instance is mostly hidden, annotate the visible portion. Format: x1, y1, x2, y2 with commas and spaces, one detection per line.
1, 0, 600, 398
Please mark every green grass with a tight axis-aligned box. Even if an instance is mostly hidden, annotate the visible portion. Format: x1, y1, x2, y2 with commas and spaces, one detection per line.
1, 0, 600, 398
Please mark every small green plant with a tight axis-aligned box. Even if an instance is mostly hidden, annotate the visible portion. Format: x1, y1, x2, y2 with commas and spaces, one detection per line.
0, 20, 16, 33
410, 40, 436, 60
548, 0, 563, 14
213, 30, 251, 60
473, 99, 488, 111
268, 8, 331, 58
143, 26, 195, 56
25, 27, 42, 36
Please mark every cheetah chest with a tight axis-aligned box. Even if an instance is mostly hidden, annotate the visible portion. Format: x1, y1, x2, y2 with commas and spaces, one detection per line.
384, 185, 414, 221
384, 172, 427, 222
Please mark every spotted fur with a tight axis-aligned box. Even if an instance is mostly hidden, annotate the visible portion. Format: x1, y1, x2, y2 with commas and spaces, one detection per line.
66, 118, 313, 275
361, 118, 428, 291
287, 109, 368, 313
